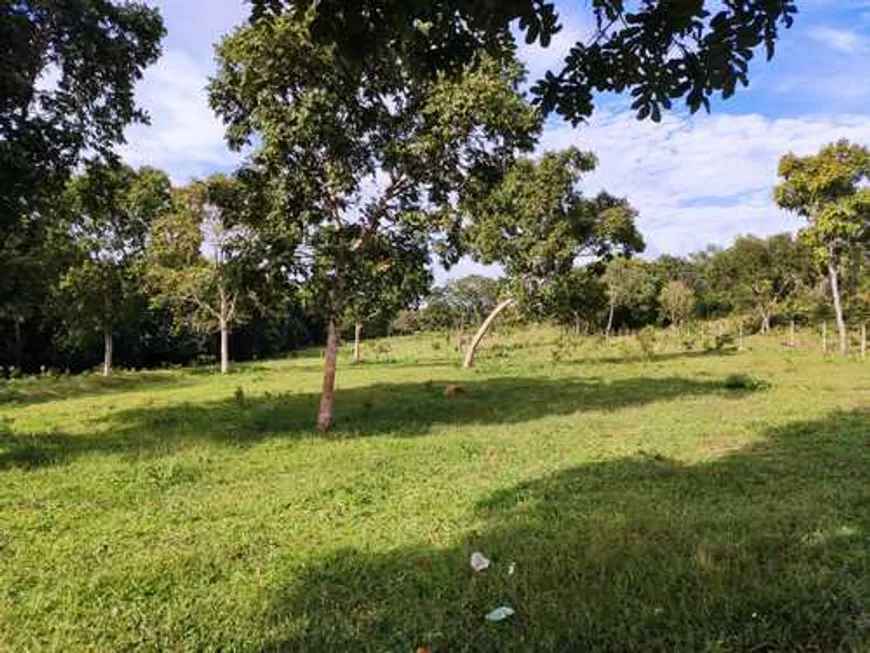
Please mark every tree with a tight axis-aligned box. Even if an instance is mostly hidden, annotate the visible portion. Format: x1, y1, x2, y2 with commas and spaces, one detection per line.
147, 175, 260, 374
462, 148, 644, 367
775, 140, 870, 356
659, 280, 695, 326
251, 1, 798, 124
545, 266, 608, 336
339, 230, 432, 364
60, 163, 171, 376
0, 0, 164, 247
602, 257, 657, 339
708, 234, 812, 333
209, 12, 540, 429
0, 213, 76, 371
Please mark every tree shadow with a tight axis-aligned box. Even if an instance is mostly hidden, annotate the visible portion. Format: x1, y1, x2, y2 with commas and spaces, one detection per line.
0, 375, 738, 470
567, 346, 740, 366
265, 410, 870, 651
0, 371, 188, 406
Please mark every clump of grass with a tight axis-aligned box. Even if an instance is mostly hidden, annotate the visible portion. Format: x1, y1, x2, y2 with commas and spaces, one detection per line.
723, 373, 767, 391
636, 326, 658, 359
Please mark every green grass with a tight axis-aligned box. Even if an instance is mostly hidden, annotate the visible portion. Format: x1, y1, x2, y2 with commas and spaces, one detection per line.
1, 327, 868, 651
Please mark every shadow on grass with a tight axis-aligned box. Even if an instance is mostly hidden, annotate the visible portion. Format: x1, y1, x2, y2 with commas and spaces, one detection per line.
0, 371, 188, 406
1, 375, 738, 470
265, 410, 870, 651
566, 346, 741, 367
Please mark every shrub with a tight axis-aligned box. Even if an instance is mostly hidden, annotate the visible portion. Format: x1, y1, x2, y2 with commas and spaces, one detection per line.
723, 373, 767, 391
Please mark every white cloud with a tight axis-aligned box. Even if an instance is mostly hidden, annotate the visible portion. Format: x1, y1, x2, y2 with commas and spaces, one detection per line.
540, 110, 870, 256
119, 50, 239, 183
808, 26, 867, 53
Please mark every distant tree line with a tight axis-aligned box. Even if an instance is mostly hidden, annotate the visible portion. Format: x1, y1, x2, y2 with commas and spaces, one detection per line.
400, 228, 869, 343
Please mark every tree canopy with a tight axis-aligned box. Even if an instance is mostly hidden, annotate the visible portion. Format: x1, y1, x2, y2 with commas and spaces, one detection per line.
775, 139, 870, 354
0, 0, 165, 236
209, 10, 543, 428
248, 0, 798, 124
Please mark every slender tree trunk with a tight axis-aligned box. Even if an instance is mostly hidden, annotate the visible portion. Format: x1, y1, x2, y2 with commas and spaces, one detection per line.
573, 312, 580, 337
102, 324, 113, 377
353, 322, 362, 364
605, 299, 615, 341
827, 259, 847, 356
463, 298, 515, 369
861, 323, 866, 360
317, 318, 339, 431
738, 320, 744, 350
13, 318, 23, 370
219, 319, 230, 374
761, 312, 770, 334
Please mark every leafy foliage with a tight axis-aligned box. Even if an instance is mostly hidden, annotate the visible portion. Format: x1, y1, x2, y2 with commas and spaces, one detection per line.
59, 163, 171, 347
0, 0, 164, 237
248, 0, 798, 124
659, 279, 695, 326
465, 147, 644, 315
147, 176, 258, 337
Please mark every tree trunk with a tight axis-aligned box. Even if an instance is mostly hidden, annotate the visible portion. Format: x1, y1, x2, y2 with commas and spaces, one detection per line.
13, 318, 23, 370
605, 299, 615, 341
761, 312, 770, 334
353, 322, 362, 364
827, 259, 847, 356
463, 298, 515, 369
738, 320, 744, 350
219, 318, 230, 374
861, 323, 866, 360
316, 318, 339, 431
573, 312, 580, 337
102, 325, 113, 377
219, 290, 231, 374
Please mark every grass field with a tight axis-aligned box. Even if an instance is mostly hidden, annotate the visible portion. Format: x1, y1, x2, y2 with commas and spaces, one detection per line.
1, 327, 868, 651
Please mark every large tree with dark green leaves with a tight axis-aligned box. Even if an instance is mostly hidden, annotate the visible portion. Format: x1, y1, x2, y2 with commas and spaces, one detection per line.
0, 0, 165, 355
775, 140, 870, 356
209, 11, 540, 429
60, 163, 171, 376
0, 0, 164, 237
461, 147, 644, 367
249, 0, 798, 124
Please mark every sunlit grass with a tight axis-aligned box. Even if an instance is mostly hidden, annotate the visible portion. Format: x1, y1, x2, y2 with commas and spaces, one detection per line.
1, 326, 868, 650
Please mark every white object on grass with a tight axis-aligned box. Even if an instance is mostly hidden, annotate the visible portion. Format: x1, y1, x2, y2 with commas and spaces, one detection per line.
485, 606, 515, 622
507, 562, 516, 576
470, 551, 490, 572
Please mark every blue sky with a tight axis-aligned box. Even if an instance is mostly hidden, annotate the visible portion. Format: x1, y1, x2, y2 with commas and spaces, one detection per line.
123, 1, 870, 278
